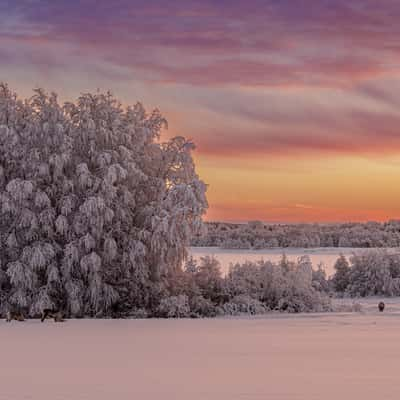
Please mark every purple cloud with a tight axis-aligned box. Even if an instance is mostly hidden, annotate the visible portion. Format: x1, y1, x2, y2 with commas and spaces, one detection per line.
2, 0, 400, 159
4, 0, 400, 88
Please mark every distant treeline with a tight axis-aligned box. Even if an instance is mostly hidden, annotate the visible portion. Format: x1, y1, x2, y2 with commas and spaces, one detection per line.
191, 220, 400, 249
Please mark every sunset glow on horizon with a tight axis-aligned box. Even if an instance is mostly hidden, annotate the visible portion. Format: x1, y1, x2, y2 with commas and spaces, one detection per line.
2, 0, 400, 223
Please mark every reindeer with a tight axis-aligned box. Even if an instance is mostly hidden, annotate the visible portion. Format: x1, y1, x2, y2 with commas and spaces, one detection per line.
41, 308, 65, 322
5, 310, 25, 322
378, 301, 385, 312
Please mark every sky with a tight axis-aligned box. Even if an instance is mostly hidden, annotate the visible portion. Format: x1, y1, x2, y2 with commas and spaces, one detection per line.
2, 0, 400, 223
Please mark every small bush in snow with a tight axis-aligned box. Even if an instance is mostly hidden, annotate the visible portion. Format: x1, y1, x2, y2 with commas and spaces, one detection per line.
189, 295, 217, 317
156, 295, 191, 318
221, 295, 268, 316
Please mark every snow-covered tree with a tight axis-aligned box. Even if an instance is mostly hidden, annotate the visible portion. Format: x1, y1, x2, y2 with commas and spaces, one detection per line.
312, 262, 330, 293
331, 254, 351, 294
193, 256, 224, 303
347, 251, 392, 297
0, 84, 207, 317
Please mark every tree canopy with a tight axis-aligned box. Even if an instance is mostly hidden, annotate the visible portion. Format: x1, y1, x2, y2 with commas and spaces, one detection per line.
0, 84, 208, 317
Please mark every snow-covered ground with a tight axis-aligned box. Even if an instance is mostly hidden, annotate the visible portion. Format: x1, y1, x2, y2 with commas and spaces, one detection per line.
2, 299, 400, 400
189, 246, 394, 276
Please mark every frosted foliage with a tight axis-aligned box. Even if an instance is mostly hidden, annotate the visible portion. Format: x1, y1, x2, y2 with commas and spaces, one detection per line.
225, 257, 332, 313
35, 191, 51, 209
7, 261, 35, 289
104, 237, 117, 262
157, 295, 191, 318
165, 255, 331, 317
60, 195, 75, 216
0, 84, 207, 316
55, 215, 69, 236
80, 233, 96, 253
6, 179, 33, 202
80, 252, 101, 276
47, 264, 60, 283
30, 288, 54, 316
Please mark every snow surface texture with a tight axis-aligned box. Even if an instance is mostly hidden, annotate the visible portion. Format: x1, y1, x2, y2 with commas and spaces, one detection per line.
2, 299, 400, 400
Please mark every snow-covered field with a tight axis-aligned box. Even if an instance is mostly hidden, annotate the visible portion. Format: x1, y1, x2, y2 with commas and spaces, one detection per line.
189, 246, 392, 276
2, 299, 400, 400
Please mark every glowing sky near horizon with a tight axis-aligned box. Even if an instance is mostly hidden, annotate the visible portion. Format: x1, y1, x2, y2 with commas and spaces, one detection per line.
2, 0, 400, 222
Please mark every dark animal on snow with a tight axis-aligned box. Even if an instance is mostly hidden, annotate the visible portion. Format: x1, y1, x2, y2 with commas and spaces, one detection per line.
41, 309, 65, 322
378, 302, 385, 312
5, 310, 25, 322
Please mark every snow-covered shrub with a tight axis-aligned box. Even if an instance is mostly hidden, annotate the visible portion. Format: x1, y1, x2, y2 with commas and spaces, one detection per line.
223, 256, 331, 313
0, 84, 207, 317
166, 258, 220, 317
225, 261, 264, 300
156, 295, 191, 318
189, 295, 217, 317
221, 295, 267, 316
